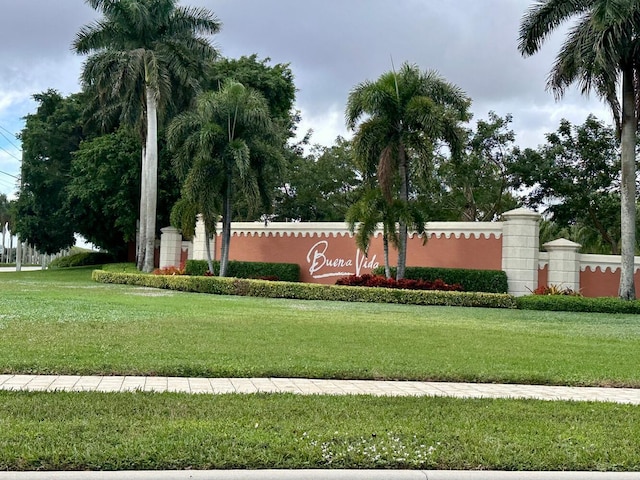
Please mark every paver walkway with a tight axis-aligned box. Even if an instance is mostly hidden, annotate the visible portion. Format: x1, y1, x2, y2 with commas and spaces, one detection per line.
1, 374, 639, 404
0, 266, 42, 272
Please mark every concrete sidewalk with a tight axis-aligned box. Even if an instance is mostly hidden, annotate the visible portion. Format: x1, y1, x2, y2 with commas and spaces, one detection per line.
1, 374, 639, 404
0, 266, 42, 272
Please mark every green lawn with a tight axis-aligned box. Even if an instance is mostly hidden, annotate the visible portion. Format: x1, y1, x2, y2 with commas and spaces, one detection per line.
1, 391, 639, 471
1, 268, 639, 386
1, 267, 640, 472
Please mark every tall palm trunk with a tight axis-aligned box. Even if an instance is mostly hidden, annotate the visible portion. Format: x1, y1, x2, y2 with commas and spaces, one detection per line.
618, 66, 636, 300
142, 86, 159, 273
219, 171, 233, 277
396, 145, 409, 280
383, 229, 391, 279
136, 146, 147, 270
204, 224, 215, 275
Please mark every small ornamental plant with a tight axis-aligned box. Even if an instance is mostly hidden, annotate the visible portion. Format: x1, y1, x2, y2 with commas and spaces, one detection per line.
532, 284, 582, 296
152, 262, 186, 276
336, 274, 463, 292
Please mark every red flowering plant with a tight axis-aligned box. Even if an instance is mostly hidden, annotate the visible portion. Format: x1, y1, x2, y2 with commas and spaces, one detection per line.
152, 261, 186, 276
532, 284, 582, 296
336, 274, 463, 291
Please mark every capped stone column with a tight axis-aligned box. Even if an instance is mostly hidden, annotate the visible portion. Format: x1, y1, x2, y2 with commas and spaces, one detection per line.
192, 215, 215, 261
501, 208, 541, 297
159, 227, 182, 269
543, 238, 581, 291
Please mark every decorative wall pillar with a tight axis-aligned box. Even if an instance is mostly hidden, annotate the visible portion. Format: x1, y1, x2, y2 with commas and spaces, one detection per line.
501, 208, 541, 297
159, 227, 182, 269
192, 216, 215, 261
543, 238, 581, 291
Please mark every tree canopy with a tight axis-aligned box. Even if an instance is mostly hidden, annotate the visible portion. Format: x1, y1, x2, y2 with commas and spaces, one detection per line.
511, 115, 623, 254
14, 90, 84, 254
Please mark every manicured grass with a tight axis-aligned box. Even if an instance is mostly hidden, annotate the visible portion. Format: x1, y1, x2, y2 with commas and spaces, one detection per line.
1, 268, 640, 387
1, 391, 639, 471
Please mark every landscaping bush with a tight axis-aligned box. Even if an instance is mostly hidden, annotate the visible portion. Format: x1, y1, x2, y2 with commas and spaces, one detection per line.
373, 266, 508, 293
184, 259, 300, 282
336, 274, 462, 291
48, 252, 115, 269
93, 270, 517, 309
516, 295, 640, 314
152, 265, 186, 276
532, 284, 582, 296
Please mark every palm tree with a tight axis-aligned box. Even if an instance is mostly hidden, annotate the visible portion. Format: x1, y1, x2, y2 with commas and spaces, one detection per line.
73, 0, 220, 272
346, 186, 420, 279
168, 81, 275, 277
519, 0, 640, 300
345, 63, 470, 279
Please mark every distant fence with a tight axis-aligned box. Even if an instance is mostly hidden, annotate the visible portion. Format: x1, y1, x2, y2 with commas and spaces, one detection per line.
158, 208, 640, 298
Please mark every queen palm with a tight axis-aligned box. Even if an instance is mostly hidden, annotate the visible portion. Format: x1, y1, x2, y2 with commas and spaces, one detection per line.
168, 81, 275, 277
519, 0, 640, 300
73, 0, 220, 272
346, 63, 470, 279
346, 186, 428, 279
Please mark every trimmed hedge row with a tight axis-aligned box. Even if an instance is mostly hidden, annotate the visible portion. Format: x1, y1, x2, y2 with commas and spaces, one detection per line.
373, 266, 508, 294
92, 270, 517, 309
516, 295, 640, 314
49, 252, 115, 269
185, 260, 300, 282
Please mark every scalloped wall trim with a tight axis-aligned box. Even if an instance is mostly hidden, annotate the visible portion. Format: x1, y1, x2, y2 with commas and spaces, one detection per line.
222, 222, 503, 239
579, 254, 640, 273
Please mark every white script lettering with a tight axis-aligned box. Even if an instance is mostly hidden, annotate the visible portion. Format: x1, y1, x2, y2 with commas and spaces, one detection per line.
306, 240, 380, 279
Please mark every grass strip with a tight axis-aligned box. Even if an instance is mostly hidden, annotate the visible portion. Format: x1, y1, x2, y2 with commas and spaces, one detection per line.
0, 391, 638, 471
1, 269, 640, 386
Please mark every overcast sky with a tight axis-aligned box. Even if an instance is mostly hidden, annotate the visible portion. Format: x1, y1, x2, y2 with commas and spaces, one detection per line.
0, 0, 611, 198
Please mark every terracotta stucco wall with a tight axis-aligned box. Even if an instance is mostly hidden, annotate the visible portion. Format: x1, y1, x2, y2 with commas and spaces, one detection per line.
580, 268, 640, 298
222, 231, 503, 284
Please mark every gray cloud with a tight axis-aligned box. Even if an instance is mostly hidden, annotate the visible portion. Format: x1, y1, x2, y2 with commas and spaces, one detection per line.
0, 0, 615, 195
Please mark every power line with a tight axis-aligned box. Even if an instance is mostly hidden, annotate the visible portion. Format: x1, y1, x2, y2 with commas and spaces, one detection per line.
0, 169, 18, 180
0, 130, 20, 151
0, 144, 20, 162
0, 125, 20, 150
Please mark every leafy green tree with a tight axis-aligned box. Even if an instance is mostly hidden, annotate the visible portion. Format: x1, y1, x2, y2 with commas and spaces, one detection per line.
510, 115, 623, 254
168, 81, 277, 276
276, 137, 361, 222
346, 63, 470, 279
74, 0, 220, 272
66, 128, 142, 258
519, 0, 640, 299
207, 55, 296, 124
14, 90, 84, 254
435, 112, 520, 221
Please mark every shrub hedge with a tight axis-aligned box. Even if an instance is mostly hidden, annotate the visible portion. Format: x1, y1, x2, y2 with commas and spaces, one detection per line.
516, 295, 640, 314
336, 274, 462, 291
48, 252, 115, 269
185, 259, 300, 282
373, 266, 508, 294
92, 270, 517, 309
